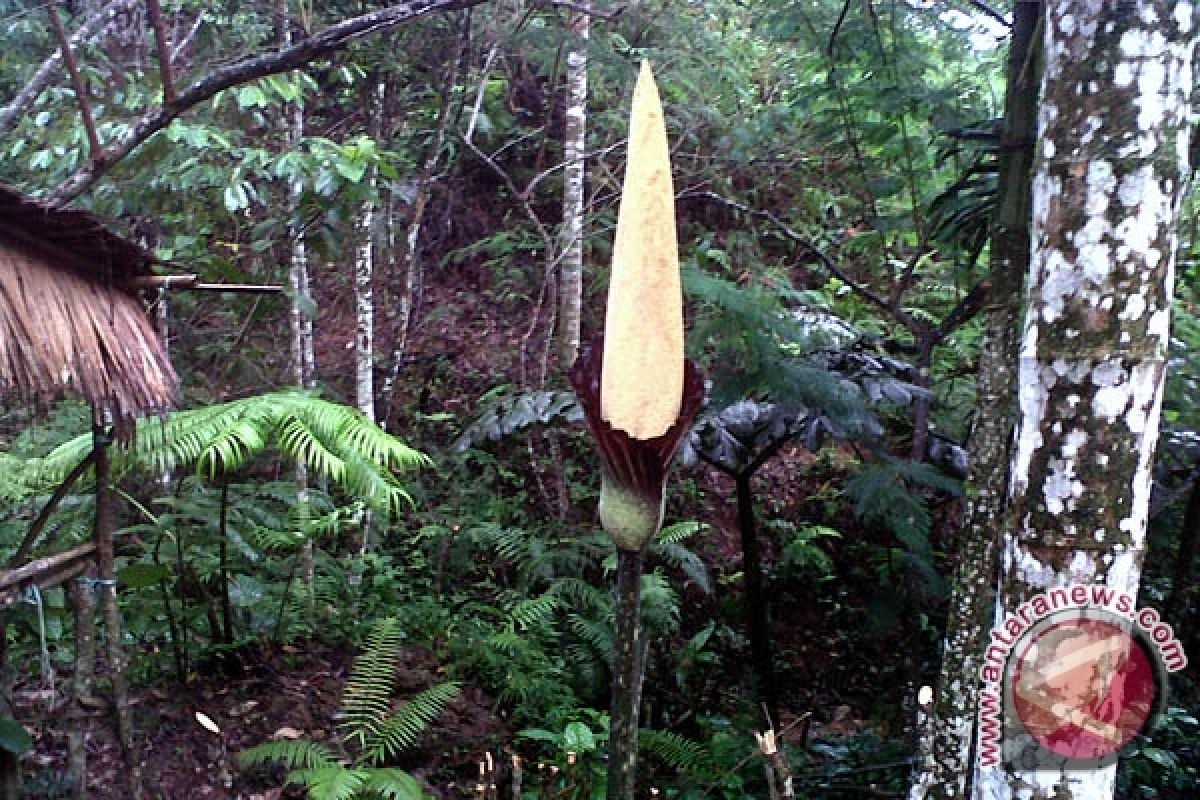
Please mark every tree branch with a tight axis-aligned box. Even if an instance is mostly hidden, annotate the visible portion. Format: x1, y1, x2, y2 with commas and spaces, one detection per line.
534, 0, 626, 22
964, 0, 1010, 28
684, 190, 919, 331
145, 0, 177, 105
47, 0, 491, 205
0, 0, 134, 135
48, 2, 103, 162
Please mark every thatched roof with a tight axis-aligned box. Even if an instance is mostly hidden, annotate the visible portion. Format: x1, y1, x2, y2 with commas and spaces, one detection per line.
0, 185, 177, 435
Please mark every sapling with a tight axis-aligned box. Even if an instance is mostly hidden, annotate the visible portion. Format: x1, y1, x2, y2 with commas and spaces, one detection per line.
568, 61, 704, 800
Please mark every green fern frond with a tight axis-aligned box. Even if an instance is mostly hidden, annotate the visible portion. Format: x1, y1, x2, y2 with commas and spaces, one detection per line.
651, 541, 712, 594
654, 520, 706, 546
340, 618, 407, 745
27, 391, 428, 513
359, 768, 427, 799
507, 592, 560, 630
638, 729, 712, 776
360, 682, 460, 767
568, 614, 614, 662
238, 739, 338, 771
288, 766, 370, 800
549, 577, 610, 612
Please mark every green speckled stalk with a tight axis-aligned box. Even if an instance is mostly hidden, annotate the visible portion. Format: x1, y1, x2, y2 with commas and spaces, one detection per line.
608, 547, 646, 800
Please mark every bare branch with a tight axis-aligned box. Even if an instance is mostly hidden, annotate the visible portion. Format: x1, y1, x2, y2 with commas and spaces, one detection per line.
965, 0, 1010, 28
684, 190, 919, 330
145, 0, 177, 104
170, 11, 206, 63
47, 0, 491, 205
48, 2, 103, 162
534, 0, 626, 22
0, 0, 134, 135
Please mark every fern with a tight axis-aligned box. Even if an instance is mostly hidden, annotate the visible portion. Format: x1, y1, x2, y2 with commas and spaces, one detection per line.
638, 729, 712, 776
240, 616, 445, 800
238, 739, 339, 771
287, 767, 370, 800
340, 618, 407, 746
359, 682, 461, 766
27, 391, 428, 514
508, 592, 560, 631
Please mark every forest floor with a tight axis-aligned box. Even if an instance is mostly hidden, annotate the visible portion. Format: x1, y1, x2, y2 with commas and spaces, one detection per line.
19, 641, 508, 799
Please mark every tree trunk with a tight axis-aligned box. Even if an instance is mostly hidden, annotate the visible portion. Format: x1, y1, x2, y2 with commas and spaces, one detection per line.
558, 10, 589, 366
908, 4, 1040, 798
356, 80, 382, 426
1166, 469, 1200, 625
974, 3, 1195, 797
736, 472, 777, 723
278, 0, 316, 590
93, 424, 143, 799
380, 34, 462, 428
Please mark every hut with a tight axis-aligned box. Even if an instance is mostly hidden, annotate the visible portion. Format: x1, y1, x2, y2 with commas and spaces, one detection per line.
0, 184, 177, 434
0, 184, 176, 800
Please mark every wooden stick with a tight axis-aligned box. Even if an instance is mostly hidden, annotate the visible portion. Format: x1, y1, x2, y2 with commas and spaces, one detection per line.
11, 449, 98, 566
0, 542, 98, 608
132, 275, 284, 293
67, 570, 97, 799
92, 425, 143, 799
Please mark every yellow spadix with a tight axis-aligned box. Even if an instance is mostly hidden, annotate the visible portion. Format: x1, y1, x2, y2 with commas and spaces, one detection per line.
601, 60, 683, 441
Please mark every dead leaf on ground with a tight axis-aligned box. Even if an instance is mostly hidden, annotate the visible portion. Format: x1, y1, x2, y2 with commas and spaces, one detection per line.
270, 726, 305, 740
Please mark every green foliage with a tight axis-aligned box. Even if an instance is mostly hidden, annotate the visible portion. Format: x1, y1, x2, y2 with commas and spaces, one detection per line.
240, 617, 453, 799
22, 391, 427, 515
0, 717, 33, 755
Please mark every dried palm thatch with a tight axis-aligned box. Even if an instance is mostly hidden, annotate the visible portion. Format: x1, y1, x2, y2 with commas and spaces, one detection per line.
0, 185, 177, 437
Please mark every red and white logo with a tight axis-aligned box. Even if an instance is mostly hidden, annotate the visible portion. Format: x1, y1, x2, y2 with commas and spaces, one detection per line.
1011, 616, 1158, 760
976, 585, 1187, 769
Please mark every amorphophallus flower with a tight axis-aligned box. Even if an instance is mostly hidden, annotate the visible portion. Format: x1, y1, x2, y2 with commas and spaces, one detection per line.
568, 61, 705, 800
568, 60, 704, 553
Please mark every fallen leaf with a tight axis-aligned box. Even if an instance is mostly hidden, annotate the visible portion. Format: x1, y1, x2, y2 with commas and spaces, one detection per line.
270, 726, 305, 741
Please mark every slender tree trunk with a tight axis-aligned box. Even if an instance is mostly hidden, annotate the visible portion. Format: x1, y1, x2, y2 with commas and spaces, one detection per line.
356, 83, 382, 426
735, 472, 777, 723
354, 81, 383, 556
218, 482, 234, 643
609, 548, 646, 800
92, 423, 143, 800
1167, 471, 1200, 623
381, 33, 463, 427
974, 3, 1195, 797
909, 4, 1040, 798
277, 0, 316, 590
67, 570, 97, 799
558, 10, 589, 366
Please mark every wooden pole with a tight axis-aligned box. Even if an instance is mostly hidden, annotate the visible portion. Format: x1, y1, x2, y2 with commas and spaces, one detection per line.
67, 569, 97, 799
92, 422, 143, 800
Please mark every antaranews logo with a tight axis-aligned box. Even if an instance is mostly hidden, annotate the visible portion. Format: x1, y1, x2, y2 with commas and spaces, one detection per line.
977, 584, 1187, 770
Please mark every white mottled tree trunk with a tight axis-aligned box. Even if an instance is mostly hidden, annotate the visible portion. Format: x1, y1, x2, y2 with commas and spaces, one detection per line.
355, 82, 383, 425
974, 2, 1195, 798
558, 10, 589, 365
909, 4, 1040, 798
355, 196, 375, 420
